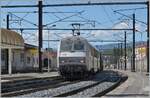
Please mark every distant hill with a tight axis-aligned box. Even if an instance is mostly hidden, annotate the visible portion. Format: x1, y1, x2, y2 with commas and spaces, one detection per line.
95, 41, 147, 50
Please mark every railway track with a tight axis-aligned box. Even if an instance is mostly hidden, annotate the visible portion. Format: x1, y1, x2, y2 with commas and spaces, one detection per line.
2, 75, 60, 84
56, 71, 126, 97
93, 75, 127, 97
55, 77, 107, 97
1, 76, 65, 97
18, 70, 127, 97
2, 70, 127, 97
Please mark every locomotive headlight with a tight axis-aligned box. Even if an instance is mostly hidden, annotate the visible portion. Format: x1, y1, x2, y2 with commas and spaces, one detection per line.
80, 60, 85, 63
61, 60, 65, 63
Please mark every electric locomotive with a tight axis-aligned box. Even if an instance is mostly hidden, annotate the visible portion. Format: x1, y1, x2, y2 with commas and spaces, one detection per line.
57, 36, 103, 79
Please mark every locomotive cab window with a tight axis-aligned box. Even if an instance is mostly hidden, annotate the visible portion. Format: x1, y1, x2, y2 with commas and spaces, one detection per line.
74, 40, 85, 51
60, 39, 73, 51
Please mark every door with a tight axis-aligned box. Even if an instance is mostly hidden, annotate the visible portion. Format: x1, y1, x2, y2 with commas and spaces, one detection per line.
1, 49, 8, 74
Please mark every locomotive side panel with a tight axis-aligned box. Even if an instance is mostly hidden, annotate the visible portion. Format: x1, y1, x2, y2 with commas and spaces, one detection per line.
88, 45, 94, 73
85, 43, 93, 72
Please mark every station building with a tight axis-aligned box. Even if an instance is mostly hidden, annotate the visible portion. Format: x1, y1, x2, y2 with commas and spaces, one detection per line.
1, 28, 58, 74
135, 44, 147, 72
0, 29, 39, 74
1, 28, 24, 74
24, 43, 39, 72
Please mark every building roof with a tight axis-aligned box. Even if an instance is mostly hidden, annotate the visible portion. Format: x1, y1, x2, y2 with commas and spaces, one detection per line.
0, 28, 24, 48
25, 43, 38, 49
136, 43, 147, 48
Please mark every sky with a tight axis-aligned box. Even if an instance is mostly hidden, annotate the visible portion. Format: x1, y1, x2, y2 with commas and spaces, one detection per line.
0, 0, 148, 49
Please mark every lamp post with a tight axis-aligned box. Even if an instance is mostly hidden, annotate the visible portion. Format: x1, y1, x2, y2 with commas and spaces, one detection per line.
47, 25, 56, 72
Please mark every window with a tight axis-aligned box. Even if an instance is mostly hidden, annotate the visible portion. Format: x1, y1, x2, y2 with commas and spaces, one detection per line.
1, 49, 5, 61
74, 41, 84, 51
36, 58, 38, 64
12, 51, 15, 61
32, 58, 35, 64
20, 53, 24, 62
27, 57, 30, 64
60, 39, 73, 51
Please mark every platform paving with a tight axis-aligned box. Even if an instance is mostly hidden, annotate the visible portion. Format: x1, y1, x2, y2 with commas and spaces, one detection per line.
102, 69, 150, 98
1, 71, 59, 83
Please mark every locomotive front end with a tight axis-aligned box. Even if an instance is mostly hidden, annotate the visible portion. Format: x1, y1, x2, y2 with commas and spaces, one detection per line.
58, 37, 88, 79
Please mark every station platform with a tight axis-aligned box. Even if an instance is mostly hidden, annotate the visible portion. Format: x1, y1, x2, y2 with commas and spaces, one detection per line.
102, 69, 150, 98
1, 71, 59, 83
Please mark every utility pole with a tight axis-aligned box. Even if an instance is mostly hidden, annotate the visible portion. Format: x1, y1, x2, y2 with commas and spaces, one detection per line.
6, 14, 9, 29
124, 31, 127, 70
38, 0, 43, 72
132, 13, 136, 72
121, 43, 123, 69
147, 1, 149, 73
47, 30, 50, 72
118, 43, 120, 69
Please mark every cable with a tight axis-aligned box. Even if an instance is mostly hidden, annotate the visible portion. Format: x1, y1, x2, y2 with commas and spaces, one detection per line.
44, 0, 67, 18
8, 12, 38, 26
114, 11, 147, 25
115, 7, 147, 12
76, 15, 96, 27
20, 12, 30, 21
101, 5, 114, 24
44, 11, 84, 26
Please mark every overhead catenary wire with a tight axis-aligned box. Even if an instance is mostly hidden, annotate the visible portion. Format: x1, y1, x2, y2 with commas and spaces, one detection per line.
2, 0, 147, 43
20, 12, 30, 21
45, 26, 63, 39
44, 1, 67, 19
8, 12, 38, 26
45, 1, 97, 28
4, 11, 84, 14
44, 11, 85, 26
113, 11, 147, 25
115, 7, 147, 12
101, 5, 114, 24
1, 2, 147, 8
44, 11, 62, 21
76, 15, 96, 27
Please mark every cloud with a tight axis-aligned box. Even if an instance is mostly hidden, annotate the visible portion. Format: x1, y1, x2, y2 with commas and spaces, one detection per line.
90, 30, 113, 40
24, 21, 138, 46
60, 33, 73, 38
135, 23, 146, 32
89, 21, 131, 40
113, 21, 129, 29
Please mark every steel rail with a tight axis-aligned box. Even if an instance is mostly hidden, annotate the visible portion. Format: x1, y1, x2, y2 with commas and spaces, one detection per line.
93, 75, 128, 97
54, 77, 107, 97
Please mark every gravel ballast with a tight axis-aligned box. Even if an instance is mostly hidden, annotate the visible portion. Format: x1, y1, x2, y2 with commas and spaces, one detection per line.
18, 70, 122, 97
20, 80, 97, 97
